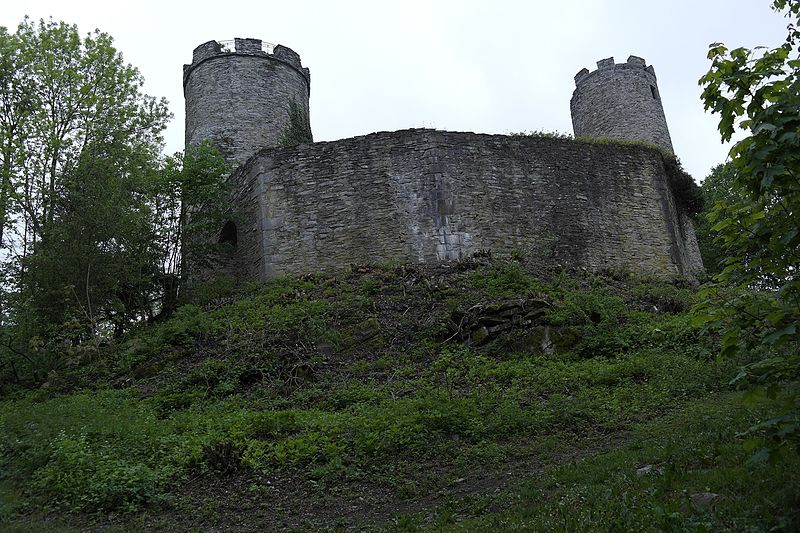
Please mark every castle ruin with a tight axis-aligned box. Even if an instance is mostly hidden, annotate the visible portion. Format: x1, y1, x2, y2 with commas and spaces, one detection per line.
183, 39, 703, 280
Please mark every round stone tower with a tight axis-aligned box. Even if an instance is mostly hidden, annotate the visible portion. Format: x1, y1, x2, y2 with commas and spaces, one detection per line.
570, 56, 673, 154
183, 38, 311, 167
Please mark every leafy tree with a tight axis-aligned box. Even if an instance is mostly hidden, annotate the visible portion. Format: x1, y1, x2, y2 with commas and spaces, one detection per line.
695, 0, 800, 460
0, 139, 231, 389
695, 162, 741, 276
0, 19, 234, 390
22, 139, 163, 337
0, 26, 32, 252
0, 18, 170, 288
0, 18, 172, 386
154, 142, 232, 309
17, 140, 231, 334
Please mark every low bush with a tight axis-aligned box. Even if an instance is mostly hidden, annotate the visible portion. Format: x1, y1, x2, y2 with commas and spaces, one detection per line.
2, 259, 792, 530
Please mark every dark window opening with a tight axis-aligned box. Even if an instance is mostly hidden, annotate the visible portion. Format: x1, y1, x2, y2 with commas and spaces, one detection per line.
650, 85, 658, 99
219, 220, 238, 247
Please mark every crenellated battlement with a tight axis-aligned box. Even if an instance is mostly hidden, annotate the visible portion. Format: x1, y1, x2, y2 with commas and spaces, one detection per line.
570, 54, 672, 153
182, 38, 309, 89
574, 55, 656, 86
183, 43, 701, 282
183, 36, 311, 166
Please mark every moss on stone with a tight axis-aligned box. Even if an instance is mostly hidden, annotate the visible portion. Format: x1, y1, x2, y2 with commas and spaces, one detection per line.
278, 99, 313, 147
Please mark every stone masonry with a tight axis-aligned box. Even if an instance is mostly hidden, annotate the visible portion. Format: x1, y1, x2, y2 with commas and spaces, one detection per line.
184, 38, 310, 167
571, 56, 674, 153
183, 40, 703, 281
227, 129, 702, 280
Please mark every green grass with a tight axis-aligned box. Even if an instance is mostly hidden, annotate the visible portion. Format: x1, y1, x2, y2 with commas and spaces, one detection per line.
428, 391, 800, 532
0, 260, 796, 530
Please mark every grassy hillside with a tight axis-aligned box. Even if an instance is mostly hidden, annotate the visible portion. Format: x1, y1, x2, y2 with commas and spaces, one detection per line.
1, 258, 797, 531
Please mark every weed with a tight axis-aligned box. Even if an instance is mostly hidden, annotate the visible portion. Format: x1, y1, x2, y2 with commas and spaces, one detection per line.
0, 260, 796, 530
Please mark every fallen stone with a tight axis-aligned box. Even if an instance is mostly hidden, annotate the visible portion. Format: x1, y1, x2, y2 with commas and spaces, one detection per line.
636, 464, 662, 476
352, 317, 381, 343
471, 326, 490, 345
477, 315, 509, 327
690, 492, 720, 509
524, 308, 548, 320
487, 323, 513, 335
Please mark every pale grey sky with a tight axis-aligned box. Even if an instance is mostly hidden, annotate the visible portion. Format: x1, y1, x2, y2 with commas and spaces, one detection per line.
2, 0, 790, 180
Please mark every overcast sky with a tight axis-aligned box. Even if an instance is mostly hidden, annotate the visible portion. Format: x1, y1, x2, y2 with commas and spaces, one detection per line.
2, 0, 790, 180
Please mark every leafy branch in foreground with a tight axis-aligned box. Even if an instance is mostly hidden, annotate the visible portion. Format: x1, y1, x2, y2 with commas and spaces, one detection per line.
694, 0, 800, 461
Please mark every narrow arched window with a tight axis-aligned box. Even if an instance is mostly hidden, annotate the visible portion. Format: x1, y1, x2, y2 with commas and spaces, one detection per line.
650, 85, 658, 99
219, 220, 237, 247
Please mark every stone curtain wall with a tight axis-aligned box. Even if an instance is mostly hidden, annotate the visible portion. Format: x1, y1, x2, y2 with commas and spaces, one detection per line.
228, 129, 702, 280
184, 39, 310, 166
571, 56, 674, 154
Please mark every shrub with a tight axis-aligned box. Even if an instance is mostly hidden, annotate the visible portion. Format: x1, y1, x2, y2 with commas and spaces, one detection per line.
0, 391, 174, 513
32, 432, 165, 512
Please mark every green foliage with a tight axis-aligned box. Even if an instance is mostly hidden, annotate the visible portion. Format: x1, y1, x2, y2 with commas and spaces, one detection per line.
700, 162, 743, 207
278, 99, 313, 147
21, 139, 163, 335
0, 18, 183, 390
32, 432, 163, 513
695, 163, 741, 275
547, 286, 640, 358
574, 135, 662, 151
0, 391, 175, 513
0, 141, 231, 391
507, 130, 573, 140
0, 19, 234, 393
695, 0, 800, 459
438, 391, 800, 532
631, 278, 695, 313
466, 260, 541, 298
0, 17, 170, 276
159, 141, 232, 288
663, 156, 703, 216
0, 262, 790, 529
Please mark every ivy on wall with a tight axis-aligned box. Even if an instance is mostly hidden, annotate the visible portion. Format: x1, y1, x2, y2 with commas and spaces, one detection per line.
663, 156, 703, 216
278, 99, 313, 147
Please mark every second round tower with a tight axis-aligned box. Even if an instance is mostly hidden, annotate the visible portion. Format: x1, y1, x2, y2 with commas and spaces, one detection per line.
570, 56, 673, 154
183, 38, 311, 167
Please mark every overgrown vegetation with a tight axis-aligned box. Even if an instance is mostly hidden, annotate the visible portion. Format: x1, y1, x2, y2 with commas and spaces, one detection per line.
694, 0, 800, 462
663, 156, 704, 216
278, 99, 313, 147
0, 19, 231, 391
0, 3, 797, 531
1, 258, 796, 530
695, 163, 740, 276
507, 130, 573, 140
